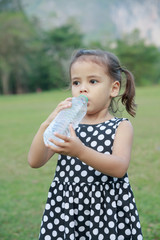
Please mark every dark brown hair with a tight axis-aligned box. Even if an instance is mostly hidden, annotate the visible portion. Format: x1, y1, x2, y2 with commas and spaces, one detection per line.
69, 49, 137, 117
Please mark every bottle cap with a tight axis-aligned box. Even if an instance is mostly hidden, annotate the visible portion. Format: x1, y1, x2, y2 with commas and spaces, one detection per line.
79, 94, 88, 102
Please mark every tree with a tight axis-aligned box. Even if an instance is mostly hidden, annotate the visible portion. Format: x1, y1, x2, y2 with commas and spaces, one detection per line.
0, 11, 40, 94
44, 21, 84, 88
114, 30, 160, 86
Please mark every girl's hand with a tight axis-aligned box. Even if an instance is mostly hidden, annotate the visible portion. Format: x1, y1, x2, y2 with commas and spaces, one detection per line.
46, 125, 84, 158
44, 97, 72, 127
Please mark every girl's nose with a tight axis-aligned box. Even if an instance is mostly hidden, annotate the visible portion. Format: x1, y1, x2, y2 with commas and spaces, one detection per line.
80, 84, 87, 93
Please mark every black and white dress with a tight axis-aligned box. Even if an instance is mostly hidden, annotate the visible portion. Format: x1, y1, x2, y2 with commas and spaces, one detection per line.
39, 117, 143, 240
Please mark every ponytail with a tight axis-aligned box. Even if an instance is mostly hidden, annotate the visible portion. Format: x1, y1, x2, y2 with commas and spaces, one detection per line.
121, 68, 137, 117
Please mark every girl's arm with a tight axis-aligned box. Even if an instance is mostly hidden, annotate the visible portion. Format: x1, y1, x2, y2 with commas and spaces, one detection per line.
28, 98, 72, 168
47, 120, 133, 178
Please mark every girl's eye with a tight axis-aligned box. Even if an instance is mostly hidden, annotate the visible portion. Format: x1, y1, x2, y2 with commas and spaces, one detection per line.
72, 81, 80, 86
90, 79, 98, 84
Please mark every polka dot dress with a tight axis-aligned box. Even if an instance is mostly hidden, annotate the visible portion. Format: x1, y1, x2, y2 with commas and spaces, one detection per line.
39, 117, 143, 240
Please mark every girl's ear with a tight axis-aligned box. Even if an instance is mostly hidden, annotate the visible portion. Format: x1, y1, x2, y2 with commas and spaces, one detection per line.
110, 81, 120, 97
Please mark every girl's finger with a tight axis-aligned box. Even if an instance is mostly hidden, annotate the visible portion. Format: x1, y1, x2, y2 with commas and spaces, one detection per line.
52, 133, 70, 142
69, 124, 76, 137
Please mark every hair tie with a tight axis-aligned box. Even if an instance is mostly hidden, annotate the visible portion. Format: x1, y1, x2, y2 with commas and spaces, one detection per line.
120, 67, 125, 73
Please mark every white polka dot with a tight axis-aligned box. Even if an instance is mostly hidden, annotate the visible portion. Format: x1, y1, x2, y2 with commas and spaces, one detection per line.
81, 170, 87, 177
47, 223, 53, 229
48, 192, 52, 198
110, 189, 115, 195
87, 126, 93, 132
69, 170, 74, 176
94, 216, 100, 222
93, 130, 98, 136
105, 140, 111, 146
93, 228, 99, 235
104, 227, 109, 234
99, 221, 104, 228
118, 211, 124, 217
125, 229, 131, 235
78, 215, 84, 222
80, 131, 87, 137
41, 228, 45, 234
45, 203, 50, 210
123, 194, 129, 201
86, 137, 91, 142
106, 196, 111, 203
54, 218, 59, 225
131, 215, 136, 222
112, 201, 116, 208
65, 215, 69, 221
84, 198, 89, 204
110, 234, 116, 240
105, 129, 112, 134
61, 159, 66, 165
71, 159, 76, 166
137, 235, 143, 240
43, 215, 48, 222
137, 222, 141, 228
124, 206, 129, 212
125, 217, 129, 224
99, 234, 104, 240
97, 145, 104, 152
52, 231, 57, 237
95, 203, 101, 210
59, 171, 65, 177
132, 228, 137, 235
123, 182, 128, 189
100, 126, 106, 130
49, 211, 54, 217
69, 221, 74, 228
107, 209, 113, 215
118, 236, 124, 240
118, 223, 125, 229
79, 226, 85, 232
98, 134, 105, 140
88, 176, 94, 182
91, 141, 97, 147
55, 207, 61, 213
66, 165, 70, 171
75, 165, 81, 171
59, 225, 65, 232
109, 221, 115, 228
95, 191, 101, 197
56, 196, 62, 202
45, 236, 51, 240
129, 203, 134, 210
64, 203, 69, 209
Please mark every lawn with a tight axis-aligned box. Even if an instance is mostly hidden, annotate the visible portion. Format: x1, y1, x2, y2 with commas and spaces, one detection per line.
0, 86, 160, 240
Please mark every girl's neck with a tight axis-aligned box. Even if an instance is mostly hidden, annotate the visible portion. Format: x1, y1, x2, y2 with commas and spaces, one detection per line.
81, 111, 114, 125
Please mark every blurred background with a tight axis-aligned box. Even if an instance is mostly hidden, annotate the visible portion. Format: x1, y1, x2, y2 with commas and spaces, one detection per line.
0, 0, 160, 95
0, 1, 160, 240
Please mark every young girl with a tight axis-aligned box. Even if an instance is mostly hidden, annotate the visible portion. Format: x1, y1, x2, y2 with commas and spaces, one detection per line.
28, 49, 143, 240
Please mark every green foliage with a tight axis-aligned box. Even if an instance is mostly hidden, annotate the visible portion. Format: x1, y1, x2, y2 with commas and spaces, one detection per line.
0, 11, 41, 94
114, 30, 160, 86
0, 9, 160, 94
90, 30, 160, 86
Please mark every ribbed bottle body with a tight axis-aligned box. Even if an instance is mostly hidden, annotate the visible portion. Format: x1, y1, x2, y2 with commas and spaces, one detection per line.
43, 95, 88, 146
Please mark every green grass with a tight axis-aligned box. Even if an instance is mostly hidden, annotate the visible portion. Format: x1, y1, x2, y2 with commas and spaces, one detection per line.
0, 86, 160, 240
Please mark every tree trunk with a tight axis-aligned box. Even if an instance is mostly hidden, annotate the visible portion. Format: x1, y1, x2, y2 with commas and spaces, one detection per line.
1, 71, 10, 94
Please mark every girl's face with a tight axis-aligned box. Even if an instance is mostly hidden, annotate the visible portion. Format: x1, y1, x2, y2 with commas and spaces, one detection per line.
71, 60, 120, 117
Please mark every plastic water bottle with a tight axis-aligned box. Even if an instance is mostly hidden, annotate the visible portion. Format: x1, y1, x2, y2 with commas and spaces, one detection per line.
43, 95, 88, 146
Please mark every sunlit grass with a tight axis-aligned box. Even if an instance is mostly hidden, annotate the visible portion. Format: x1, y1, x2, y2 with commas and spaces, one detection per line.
0, 86, 160, 239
